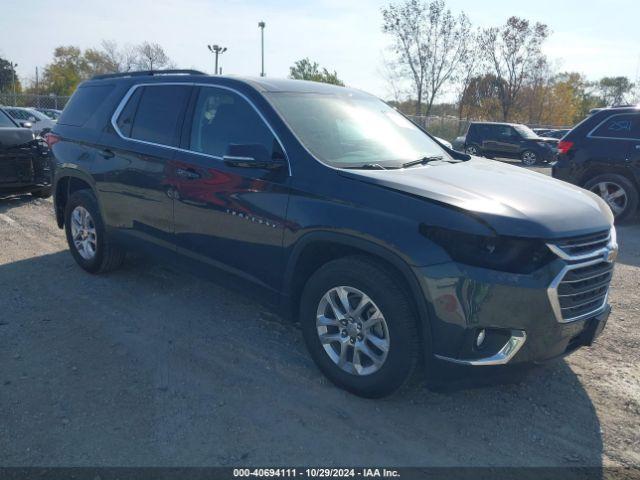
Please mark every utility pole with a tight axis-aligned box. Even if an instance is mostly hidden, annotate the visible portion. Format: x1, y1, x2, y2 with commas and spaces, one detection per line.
207, 44, 227, 75
35, 67, 39, 107
258, 21, 266, 77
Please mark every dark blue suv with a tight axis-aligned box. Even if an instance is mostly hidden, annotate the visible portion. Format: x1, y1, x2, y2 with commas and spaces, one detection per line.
50, 70, 617, 397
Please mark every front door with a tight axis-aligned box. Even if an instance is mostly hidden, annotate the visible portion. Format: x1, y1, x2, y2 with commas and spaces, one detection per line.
170, 86, 290, 290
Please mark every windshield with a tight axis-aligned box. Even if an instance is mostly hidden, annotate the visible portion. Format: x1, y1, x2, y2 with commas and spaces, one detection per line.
266, 92, 446, 168
513, 125, 538, 139
0, 110, 16, 128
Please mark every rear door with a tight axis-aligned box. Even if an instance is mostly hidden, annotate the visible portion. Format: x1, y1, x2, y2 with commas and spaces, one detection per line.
101, 83, 192, 249
492, 125, 521, 157
169, 85, 290, 289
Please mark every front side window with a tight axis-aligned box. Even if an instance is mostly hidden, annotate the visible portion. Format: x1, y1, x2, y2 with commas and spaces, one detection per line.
591, 114, 640, 139
266, 92, 445, 168
118, 84, 191, 146
189, 87, 279, 158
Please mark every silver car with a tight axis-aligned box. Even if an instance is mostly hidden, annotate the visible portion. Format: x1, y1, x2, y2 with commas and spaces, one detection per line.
4, 107, 56, 136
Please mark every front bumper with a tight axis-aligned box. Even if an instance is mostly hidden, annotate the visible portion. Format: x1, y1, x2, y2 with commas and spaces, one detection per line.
415, 258, 611, 366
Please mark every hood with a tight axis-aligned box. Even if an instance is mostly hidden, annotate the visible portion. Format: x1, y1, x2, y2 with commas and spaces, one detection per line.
0, 128, 36, 149
338, 157, 612, 239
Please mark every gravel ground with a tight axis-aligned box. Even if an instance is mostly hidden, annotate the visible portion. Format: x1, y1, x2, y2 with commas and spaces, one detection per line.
1, 168, 639, 469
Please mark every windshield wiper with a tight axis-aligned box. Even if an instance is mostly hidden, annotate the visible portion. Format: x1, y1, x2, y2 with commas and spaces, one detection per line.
400, 155, 444, 168
343, 163, 389, 170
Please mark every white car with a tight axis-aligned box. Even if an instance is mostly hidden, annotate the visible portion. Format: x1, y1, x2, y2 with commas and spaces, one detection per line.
434, 136, 453, 149
4, 107, 56, 136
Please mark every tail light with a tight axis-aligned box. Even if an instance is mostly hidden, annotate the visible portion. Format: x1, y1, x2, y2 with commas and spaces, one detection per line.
557, 140, 574, 155
43, 133, 61, 148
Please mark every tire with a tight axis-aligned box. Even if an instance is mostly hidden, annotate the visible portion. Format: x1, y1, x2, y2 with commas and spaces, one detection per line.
465, 145, 480, 156
64, 189, 125, 273
584, 174, 639, 222
299, 255, 421, 398
521, 150, 538, 166
32, 187, 52, 199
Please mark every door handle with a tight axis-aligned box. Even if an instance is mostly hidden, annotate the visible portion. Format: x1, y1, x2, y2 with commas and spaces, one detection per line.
99, 149, 114, 159
175, 167, 201, 180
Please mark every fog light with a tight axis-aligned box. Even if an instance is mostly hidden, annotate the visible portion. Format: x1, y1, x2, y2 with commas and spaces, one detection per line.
476, 329, 486, 348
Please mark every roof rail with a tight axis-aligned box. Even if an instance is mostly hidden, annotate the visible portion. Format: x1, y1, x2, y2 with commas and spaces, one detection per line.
91, 69, 206, 80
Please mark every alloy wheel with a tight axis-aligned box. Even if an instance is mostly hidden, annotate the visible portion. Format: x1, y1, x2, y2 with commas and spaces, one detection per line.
465, 146, 478, 155
522, 151, 537, 165
591, 181, 628, 217
316, 286, 390, 376
70, 206, 97, 260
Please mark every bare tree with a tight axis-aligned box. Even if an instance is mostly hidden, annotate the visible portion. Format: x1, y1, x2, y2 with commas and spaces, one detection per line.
134, 42, 174, 71
382, 0, 472, 116
479, 16, 549, 121
454, 29, 480, 120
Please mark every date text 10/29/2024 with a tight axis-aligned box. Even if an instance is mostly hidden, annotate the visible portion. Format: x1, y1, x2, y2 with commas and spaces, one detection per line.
233, 468, 401, 478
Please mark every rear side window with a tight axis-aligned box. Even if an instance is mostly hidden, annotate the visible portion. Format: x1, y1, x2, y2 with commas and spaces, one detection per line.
59, 85, 114, 127
124, 85, 191, 147
590, 113, 640, 139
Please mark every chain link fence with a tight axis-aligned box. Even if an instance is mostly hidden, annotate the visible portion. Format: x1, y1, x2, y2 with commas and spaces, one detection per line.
0, 93, 70, 110
406, 115, 470, 141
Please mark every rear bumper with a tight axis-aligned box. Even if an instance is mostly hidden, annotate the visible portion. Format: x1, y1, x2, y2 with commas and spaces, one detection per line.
414, 259, 611, 366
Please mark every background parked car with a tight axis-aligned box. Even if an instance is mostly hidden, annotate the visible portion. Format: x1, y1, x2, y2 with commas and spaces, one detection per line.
0, 107, 52, 198
542, 128, 570, 139
4, 107, 56, 136
553, 106, 640, 221
457, 122, 559, 165
36, 108, 63, 121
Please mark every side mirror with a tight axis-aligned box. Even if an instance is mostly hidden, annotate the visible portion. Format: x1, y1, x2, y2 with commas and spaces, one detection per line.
223, 143, 286, 170
20, 121, 33, 129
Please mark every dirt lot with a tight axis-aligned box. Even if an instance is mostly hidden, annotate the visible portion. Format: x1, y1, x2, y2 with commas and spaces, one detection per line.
1, 166, 639, 469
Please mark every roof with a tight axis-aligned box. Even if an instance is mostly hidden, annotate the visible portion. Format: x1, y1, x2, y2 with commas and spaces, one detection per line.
87, 69, 366, 96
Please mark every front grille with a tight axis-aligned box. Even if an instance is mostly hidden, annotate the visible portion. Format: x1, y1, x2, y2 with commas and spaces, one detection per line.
552, 230, 610, 258
547, 229, 616, 323
556, 261, 613, 321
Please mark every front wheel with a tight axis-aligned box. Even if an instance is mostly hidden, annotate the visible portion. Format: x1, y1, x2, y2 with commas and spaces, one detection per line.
299, 256, 420, 398
64, 189, 126, 273
521, 150, 538, 166
584, 174, 639, 222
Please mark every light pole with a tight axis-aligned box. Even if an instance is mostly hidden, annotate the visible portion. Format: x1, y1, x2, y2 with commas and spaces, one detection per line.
11, 62, 18, 105
258, 21, 266, 77
207, 45, 227, 75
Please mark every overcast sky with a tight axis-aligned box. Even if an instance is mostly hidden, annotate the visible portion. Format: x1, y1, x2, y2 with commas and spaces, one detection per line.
1, 0, 639, 99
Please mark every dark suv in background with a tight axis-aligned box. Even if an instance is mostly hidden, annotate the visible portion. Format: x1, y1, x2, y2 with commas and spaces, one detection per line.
458, 122, 559, 165
553, 106, 640, 222
49, 70, 617, 398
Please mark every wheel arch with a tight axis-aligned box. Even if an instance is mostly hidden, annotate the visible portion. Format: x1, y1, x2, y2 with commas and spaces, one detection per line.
579, 165, 640, 191
282, 231, 433, 348
54, 169, 98, 229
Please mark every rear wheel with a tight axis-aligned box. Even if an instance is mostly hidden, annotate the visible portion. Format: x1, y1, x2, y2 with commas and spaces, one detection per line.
64, 189, 125, 273
584, 174, 639, 222
521, 150, 538, 166
299, 256, 420, 398
465, 145, 480, 156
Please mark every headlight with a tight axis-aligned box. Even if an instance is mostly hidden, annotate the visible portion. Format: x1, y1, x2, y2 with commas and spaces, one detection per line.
420, 225, 554, 273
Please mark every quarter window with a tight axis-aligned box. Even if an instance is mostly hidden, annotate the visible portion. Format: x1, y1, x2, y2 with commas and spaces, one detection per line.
188, 87, 279, 158
591, 114, 640, 139
118, 85, 191, 147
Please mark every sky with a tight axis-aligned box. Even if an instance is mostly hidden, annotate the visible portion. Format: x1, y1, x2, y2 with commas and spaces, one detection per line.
1, 0, 639, 99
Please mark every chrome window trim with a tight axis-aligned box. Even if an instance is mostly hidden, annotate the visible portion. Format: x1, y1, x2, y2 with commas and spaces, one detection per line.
586, 112, 640, 142
434, 330, 526, 366
109, 81, 292, 176
547, 257, 611, 323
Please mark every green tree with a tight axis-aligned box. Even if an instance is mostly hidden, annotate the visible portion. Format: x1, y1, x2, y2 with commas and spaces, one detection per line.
289, 58, 344, 86
41, 46, 87, 96
0, 57, 21, 93
597, 76, 635, 106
